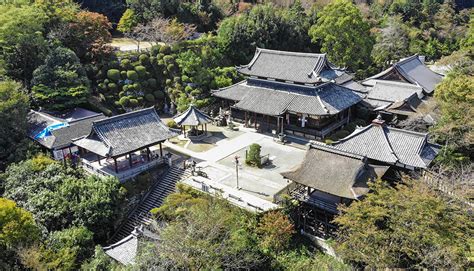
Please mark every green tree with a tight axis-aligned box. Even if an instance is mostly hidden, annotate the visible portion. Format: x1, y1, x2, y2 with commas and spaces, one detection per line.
334, 179, 472, 269
0, 80, 30, 170
0, 4, 48, 84
2, 156, 125, 240
246, 143, 262, 168
0, 198, 40, 270
432, 70, 473, 167
45, 226, 95, 269
143, 185, 264, 270
31, 47, 90, 111
309, 0, 374, 73
371, 16, 409, 69
117, 8, 138, 33
217, 3, 313, 65
80, 246, 117, 270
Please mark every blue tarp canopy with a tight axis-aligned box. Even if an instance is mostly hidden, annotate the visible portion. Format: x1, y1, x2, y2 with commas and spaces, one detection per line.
34, 122, 68, 139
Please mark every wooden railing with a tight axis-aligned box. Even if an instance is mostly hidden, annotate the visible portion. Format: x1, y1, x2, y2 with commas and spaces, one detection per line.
285, 117, 349, 139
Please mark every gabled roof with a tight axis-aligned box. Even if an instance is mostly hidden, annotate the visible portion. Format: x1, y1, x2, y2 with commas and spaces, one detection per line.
281, 144, 387, 199
173, 105, 212, 126
367, 80, 423, 102
74, 107, 177, 157
103, 226, 159, 265
236, 48, 346, 84
330, 121, 440, 168
213, 79, 362, 116
368, 55, 443, 94
27, 110, 106, 149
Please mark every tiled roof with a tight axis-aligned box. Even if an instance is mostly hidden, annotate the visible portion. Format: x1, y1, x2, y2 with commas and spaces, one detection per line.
368, 55, 443, 94
213, 79, 361, 116
236, 48, 345, 84
281, 143, 386, 199
50, 115, 106, 149
74, 107, 177, 157
367, 80, 423, 102
331, 123, 440, 168
27, 110, 105, 149
173, 105, 212, 126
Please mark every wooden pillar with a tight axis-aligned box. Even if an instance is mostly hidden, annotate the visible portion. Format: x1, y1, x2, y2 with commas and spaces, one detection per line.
183, 126, 186, 138
97, 154, 101, 165
254, 112, 257, 129
114, 158, 118, 173
128, 153, 133, 168
146, 147, 151, 161
159, 142, 163, 157
244, 111, 248, 127
205, 123, 207, 132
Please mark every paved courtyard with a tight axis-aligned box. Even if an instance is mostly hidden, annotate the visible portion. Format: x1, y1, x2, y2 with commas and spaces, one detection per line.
165, 124, 308, 202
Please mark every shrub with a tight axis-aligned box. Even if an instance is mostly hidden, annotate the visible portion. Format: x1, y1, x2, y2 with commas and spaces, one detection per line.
127, 70, 139, 81
120, 71, 127, 79
246, 143, 262, 168
151, 45, 161, 55
167, 120, 178, 128
107, 83, 118, 92
107, 69, 121, 82
98, 83, 106, 91
145, 94, 155, 102
147, 78, 157, 89
119, 96, 130, 106
181, 75, 190, 83
190, 89, 202, 97
159, 45, 171, 54
135, 66, 147, 79
165, 79, 172, 86
167, 64, 175, 72
120, 59, 132, 70
139, 54, 149, 64
119, 91, 126, 98
154, 91, 165, 99
185, 85, 193, 93
129, 98, 139, 107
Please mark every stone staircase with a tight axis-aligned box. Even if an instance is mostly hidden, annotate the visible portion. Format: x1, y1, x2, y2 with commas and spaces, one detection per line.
109, 166, 192, 243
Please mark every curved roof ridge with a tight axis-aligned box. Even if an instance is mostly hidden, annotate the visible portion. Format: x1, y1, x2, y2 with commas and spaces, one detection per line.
257, 47, 326, 57
311, 141, 365, 160
394, 54, 419, 66
387, 126, 428, 137
93, 107, 156, 126
333, 124, 374, 143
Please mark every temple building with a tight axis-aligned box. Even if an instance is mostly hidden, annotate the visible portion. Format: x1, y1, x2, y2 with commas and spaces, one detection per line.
363, 55, 443, 95
360, 80, 424, 119
73, 107, 177, 181
282, 116, 440, 238
27, 108, 105, 161
281, 144, 388, 238
329, 117, 440, 170
213, 48, 363, 139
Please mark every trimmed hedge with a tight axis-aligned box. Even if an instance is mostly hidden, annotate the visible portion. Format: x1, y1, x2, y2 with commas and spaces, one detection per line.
107, 69, 121, 82
135, 65, 147, 78
127, 70, 139, 81
145, 94, 155, 102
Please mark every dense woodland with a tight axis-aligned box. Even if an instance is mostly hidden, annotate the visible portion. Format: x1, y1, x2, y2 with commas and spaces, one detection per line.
0, 0, 473, 269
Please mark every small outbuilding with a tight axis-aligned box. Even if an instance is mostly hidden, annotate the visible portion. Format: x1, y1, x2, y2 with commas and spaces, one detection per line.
173, 105, 212, 137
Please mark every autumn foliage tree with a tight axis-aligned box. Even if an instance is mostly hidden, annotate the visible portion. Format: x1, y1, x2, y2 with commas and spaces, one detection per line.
256, 210, 295, 254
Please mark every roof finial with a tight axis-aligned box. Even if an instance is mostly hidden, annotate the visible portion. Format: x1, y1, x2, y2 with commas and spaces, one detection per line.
372, 114, 385, 125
